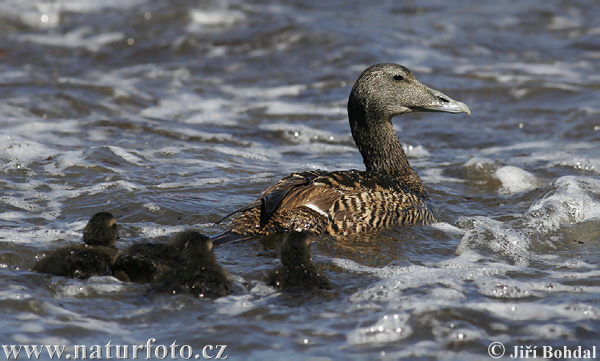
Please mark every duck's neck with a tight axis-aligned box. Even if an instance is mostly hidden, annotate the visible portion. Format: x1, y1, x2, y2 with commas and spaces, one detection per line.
348, 103, 427, 195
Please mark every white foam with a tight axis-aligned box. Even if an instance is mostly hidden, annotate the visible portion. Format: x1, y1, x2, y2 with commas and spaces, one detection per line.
474, 301, 598, 323
530, 148, 600, 174
1, 224, 80, 245
347, 313, 412, 346
55, 0, 143, 12
222, 84, 307, 98
0, 0, 142, 32
456, 217, 531, 265
54, 276, 125, 298
0, 2, 59, 29
7, 119, 83, 145
89, 180, 144, 194
276, 143, 356, 158
43, 151, 86, 176
165, 127, 237, 142
260, 101, 343, 116
156, 177, 229, 189
0, 69, 31, 85
525, 176, 600, 230
0, 196, 43, 213
0, 211, 28, 222
38, 301, 130, 335
11, 333, 69, 346
464, 156, 497, 169
431, 222, 466, 235
0, 286, 33, 301
136, 225, 186, 239
19, 323, 44, 333
480, 141, 553, 156
348, 265, 468, 304
189, 9, 245, 27
141, 93, 237, 125
455, 175, 600, 266
213, 146, 281, 162
421, 168, 465, 184
16, 29, 124, 52
331, 258, 403, 279
404, 144, 430, 158
108, 146, 146, 166
154, 171, 276, 190
475, 276, 539, 299
0, 135, 59, 166
495, 165, 539, 194
454, 62, 582, 83
259, 123, 351, 144
214, 293, 264, 316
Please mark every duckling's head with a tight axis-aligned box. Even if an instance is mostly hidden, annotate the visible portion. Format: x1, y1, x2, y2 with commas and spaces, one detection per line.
172, 230, 215, 265
348, 63, 470, 123
82, 212, 119, 247
280, 231, 313, 269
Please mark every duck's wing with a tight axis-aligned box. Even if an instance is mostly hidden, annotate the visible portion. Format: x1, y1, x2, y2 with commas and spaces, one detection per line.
214, 170, 319, 226
259, 170, 326, 224
211, 171, 325, 246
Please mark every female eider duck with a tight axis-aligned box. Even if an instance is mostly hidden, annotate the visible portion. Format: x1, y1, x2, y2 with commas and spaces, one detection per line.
216, 64, 470, 242
33, 212, 119, 279
268, 231, 331, 291
151, 230, 232, 298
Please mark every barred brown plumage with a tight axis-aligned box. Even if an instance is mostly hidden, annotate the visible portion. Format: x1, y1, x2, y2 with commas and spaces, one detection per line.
214, 64, 470, 244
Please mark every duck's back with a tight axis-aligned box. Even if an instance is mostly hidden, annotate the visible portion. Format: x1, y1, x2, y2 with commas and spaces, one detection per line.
227, 169, 437, 238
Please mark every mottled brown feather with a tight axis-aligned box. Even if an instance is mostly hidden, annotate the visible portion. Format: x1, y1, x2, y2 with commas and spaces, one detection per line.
227, 169, 437, 238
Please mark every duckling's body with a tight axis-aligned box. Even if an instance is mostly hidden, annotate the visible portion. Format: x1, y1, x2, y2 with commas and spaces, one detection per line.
151, 231, 232, 298
112, 242, 182, 283
268, 232, 331, 291
216, 64, 470, 243
33, 212, 119, 279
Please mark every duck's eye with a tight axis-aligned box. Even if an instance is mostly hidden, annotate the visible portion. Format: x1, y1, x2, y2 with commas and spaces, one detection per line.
393, 75, 404, 81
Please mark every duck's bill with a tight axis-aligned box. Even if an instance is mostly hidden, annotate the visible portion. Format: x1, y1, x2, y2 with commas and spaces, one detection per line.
417, 86, 471, 115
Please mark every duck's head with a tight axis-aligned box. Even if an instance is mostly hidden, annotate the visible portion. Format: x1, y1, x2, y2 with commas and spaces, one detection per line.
83, 212, 119, 247
348, 63, 470, 123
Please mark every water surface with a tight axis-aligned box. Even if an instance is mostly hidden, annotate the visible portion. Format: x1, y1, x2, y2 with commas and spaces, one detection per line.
1, 0, 600, 360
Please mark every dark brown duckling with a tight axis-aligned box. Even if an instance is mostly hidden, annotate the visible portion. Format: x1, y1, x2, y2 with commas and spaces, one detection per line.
215, 63, 471, 244
112, 241, 183, 283
151, 230, 232, 298
268, 231, 331, 291
33, 212, 119, 279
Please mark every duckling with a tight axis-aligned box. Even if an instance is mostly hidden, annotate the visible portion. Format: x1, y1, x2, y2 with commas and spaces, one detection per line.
151, 230, 232, 298
268, 231, 331, 291
112, 229, 214, 283
112, 241, 182, 283
33, 212, 119, 279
